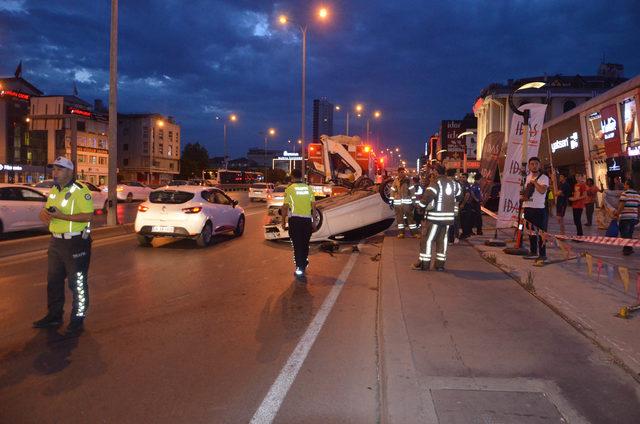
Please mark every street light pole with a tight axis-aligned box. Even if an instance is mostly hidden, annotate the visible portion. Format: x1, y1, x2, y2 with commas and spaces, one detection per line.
300, 25, 307, 181
346, 112, 350, 136
107, 0, 118, 226
223, 123, 228, 169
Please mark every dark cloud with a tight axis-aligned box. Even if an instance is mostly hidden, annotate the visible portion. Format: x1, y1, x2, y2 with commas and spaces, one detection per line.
1, 0, 638, 160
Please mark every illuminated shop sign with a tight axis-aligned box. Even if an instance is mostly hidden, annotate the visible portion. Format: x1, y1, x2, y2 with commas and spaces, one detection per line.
608, 158, 621, 172
0, 90, 30, 101
0, 163, 24, 171
600, 104, 622, 157
551, 132, 579, 153
627, 146, 640, 157
69, 108, 92, 117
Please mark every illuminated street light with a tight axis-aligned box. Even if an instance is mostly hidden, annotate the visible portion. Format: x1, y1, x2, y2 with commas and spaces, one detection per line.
278, 7, 330, 181
156, 120, 164, 127
262, 128, 277, 179
374, 110, 381, 118
269, 128, 276, 136
355, 104, 363, 113
216, 114, 239, 169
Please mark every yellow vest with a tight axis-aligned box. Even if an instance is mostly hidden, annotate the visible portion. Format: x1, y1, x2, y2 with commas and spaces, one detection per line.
284, 183, 315, 217
45, 180, 94, 234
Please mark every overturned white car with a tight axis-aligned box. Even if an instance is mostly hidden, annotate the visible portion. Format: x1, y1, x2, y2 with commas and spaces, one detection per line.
264, 182, 395, 242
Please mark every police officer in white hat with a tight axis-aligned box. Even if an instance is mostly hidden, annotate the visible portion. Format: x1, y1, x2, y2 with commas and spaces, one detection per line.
33, 157, 94, 335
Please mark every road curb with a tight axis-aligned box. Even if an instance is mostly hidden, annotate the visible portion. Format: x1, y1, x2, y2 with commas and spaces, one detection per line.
466, 238, 640, 384
0, 223, 135, 259
377, 236, 432, 423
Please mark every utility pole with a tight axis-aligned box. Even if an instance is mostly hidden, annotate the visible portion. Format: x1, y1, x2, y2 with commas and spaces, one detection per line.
107, 0, 118, 226
300, 26, 307, 181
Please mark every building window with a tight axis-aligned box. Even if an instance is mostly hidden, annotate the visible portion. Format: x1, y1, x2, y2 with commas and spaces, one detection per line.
159, 143, 164, 155
78, 155, 86, 163
90, 156, 97, 164
143, 126, 149, 138
563, 100, 576, 113
159, 129, 164, 140
77, 121, 86, 132
123, 127, 129, 136
123, 158, 129, 166
143, 141, 149, 153
123, 143, 129, 151
169, 131, 173, 141
169, 163, 174, 169
168, 146, 172, 156
98, 157, 107, 165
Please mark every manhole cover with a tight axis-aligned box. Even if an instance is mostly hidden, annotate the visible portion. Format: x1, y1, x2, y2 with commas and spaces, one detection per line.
432, 389, 566, 424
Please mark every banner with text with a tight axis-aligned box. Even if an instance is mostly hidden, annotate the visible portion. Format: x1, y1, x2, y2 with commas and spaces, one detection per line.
478, 131, 504, 202
496, 103, 548, 228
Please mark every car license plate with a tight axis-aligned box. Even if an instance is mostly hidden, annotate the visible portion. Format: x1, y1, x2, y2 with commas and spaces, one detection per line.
152, 225, 174, 233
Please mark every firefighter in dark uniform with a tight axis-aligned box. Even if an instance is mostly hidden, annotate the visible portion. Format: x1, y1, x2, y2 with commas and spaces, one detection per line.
33, 157, 94, 335
390, 167, 417, 238
412, 165, 461, 271
281, 168, 316, 283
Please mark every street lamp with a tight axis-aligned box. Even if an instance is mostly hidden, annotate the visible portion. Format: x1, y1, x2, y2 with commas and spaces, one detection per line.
457, 130, 475, 173
261, 128, 276, 181
278, 7, 329, 181
216, 113, 238, 169
505, 80, 546, 254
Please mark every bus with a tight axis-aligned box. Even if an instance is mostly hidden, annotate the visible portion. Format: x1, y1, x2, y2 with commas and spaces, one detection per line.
203, 169, 264, 185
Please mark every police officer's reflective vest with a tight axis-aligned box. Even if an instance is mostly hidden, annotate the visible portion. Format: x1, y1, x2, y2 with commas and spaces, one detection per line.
45, 180, 93, 234
418, 176, 461, 224
390, 177, 412, 207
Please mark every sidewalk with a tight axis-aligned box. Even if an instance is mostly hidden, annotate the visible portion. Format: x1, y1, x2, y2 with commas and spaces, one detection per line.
378, 234, 640, 423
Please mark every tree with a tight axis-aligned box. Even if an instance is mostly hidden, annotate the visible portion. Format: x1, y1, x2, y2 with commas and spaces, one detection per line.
180, 142, 210, 179
265, 168, 288, 184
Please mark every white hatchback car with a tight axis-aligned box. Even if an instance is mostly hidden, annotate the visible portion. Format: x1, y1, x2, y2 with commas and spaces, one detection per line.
102, 181, 153, 202
34, 180, 108, 211
134, 186, 245, 247
0, 184, 48, 234
248, 183, 274, 202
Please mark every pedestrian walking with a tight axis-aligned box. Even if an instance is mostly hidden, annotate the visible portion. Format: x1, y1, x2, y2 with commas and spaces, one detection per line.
281, 168, 316, 282
33, 157, 94, 335
615, 179, 640, 256
522, 157, 549, 262
555, 174, 572, 235
570, 174, 587, 237
412, 165, 461, 271
389, 167, 417, 238
584, 178, 601, 226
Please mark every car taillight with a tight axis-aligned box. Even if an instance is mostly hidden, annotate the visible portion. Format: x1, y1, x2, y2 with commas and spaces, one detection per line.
138, 205, 149, 212
267, 194, 272, 199
116, 187, 124, 192
182, 206, 202, 214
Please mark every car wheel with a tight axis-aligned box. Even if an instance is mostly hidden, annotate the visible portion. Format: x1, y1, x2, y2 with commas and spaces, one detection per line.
234, 215, 245, 237
353, 176, 374, 190
379, 178, 393, 204
312, 208, 323, 233
126, 192, 133, 203
137, 234, 153, 247
196, 222, 213, 247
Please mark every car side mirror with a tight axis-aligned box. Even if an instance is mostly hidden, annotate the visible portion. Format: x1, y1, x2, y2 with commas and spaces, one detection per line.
232, 199, 238, 207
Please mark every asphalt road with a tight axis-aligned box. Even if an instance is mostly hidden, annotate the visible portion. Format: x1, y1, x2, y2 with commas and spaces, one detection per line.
1, 198, 639, 422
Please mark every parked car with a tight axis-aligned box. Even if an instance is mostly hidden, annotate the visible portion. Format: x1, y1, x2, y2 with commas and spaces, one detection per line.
266, 185, 287, 211
102, 181, 153, 202
134, 186, 245, 247
248, 183, 274, 202
34, 180, 108, 211
0, 184, 48, 234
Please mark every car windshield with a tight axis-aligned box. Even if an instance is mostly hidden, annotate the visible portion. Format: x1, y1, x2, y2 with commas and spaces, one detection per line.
149, 190, 194, 204
275, 186, 286, 193
251, 184, 267, 189
35, 181, 55, 188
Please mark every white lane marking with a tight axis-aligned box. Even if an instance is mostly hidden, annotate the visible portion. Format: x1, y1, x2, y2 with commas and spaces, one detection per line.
250, 247, 360, 424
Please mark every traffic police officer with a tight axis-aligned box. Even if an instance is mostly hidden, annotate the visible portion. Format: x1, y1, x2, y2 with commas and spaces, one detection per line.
33, 157, 94, 335
389, 167, 417, 238
281, 168, 316, 283
412, 165, 461, 271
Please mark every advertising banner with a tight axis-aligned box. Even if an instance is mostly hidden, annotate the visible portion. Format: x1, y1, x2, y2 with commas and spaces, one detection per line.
600, 103, 622, 157
496, 103, 548, 228
478, 131, 504, 202
440, 120, 464, 158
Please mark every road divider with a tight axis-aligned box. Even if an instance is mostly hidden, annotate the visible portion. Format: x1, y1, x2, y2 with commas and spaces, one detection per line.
0, 224, 135, 260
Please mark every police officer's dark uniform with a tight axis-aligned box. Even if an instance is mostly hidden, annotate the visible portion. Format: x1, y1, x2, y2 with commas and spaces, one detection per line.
282, 169, 316, 282
413, 166, 461, 271
33, 157, 93, 333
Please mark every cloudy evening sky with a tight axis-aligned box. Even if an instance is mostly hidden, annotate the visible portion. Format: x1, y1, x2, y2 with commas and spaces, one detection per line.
1, 0, 639, 161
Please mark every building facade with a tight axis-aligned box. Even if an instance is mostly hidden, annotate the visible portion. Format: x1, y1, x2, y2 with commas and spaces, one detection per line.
117, 114, 180, 185
312, 97, 334, 142
0, 76, 44, 183
473, 65, 627, 160
29, 95, 110, 186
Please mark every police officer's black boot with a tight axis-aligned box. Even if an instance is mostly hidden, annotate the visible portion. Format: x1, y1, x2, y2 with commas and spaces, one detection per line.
65, 318, 84, 335
411, 260, 427, 271
33, 314, 63, 328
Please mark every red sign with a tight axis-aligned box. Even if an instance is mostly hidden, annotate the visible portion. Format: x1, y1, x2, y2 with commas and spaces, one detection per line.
600, 104, 622, 157
1, 90, 30, 101
70, 108, 92, 117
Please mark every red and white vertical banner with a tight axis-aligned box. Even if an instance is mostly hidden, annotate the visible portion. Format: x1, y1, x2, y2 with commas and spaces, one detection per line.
496, 103, 548, 228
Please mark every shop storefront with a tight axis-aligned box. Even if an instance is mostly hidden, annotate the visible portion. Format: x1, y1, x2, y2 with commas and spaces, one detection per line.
0, 162, 47, 184
544, 115, 587, 177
